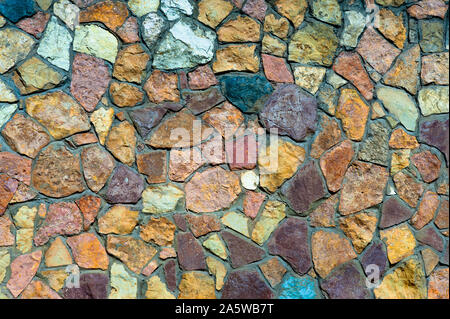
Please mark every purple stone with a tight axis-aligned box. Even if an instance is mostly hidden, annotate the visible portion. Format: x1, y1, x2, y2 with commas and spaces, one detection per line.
419, 118, 449, 162
267, 218, 311, 275
416, 226, 444, 252
182, 87, 225, 115
379, 197, 413, 229
63, 273, 108, 299
129, 105, 167, 139
173, 213, 187, 232
441, 240, 449, 265
105, 165, 144, 204
259, 84, 318, 141
221, 231, 265, 268
361, 242, 388, 276
176, 232, 206, 271
164, 260, 177, 292
221, 269, 274, 299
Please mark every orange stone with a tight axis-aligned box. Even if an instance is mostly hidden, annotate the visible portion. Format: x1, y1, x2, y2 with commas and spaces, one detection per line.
67, 233, 109, 270
21, 280, 61, 299
411, 191, 440, 230
144, 70, 180, 104
203, 102, 244, 140
113, 44, 149, 84
110, 81, 144, 107
389, 128, 420, 149
262, 54, 294, 83
79, 0, 129, 31
336, 89, 370, 141
137, 151, 167, 184
310, 116, 341, 159
0, 152, 32, 185
393, 171, 425, 208
0, 174, 18, 215
75, 195, 102, 230
320, 140, 354, 192
411, 150, 441, 183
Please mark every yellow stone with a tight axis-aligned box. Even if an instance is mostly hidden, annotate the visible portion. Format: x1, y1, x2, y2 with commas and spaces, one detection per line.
339, 211, 377, 253
178, 272, 216, 299
145, 276, 175, 299
45, 237, 73, 267
221, 212, 250, 237
0, 249, 10, 283
203, 234, 228, 260
264, 14, 289, 38
421, 248, 439, 276
376, 8, 406, 49
218, 15, 260, 42
14, 206, 36, 228
336, 89, 370, 141
252, 201, 286, 245
293, 65, 327, 94
16, 229, 33, 253
198, 0, 233, 28
106, 121, 136, 166
374, 257, 427, 299
258, 139, 305, 192
262, 34, 287, 57
40, 269, 69, 292
91, 107, 114, 145
274, 0, 308, 28
213, 45, 260, 73
206, 256, 227, 291
98, 205, 139, 235
391, 149, 411, 175
380, 223, 416, 264
140, 217, 176, 246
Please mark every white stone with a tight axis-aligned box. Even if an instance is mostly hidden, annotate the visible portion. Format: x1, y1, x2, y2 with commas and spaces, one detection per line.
0, 79, 17, 103
142, 12, 168, 48
128, 0, 160, 17
341, 11, 366, 48
241, 170, 259, 190
73, 24, 118, 63
293, 65, 327, 94
161, 0, 194, 21
418, 86, 449, 116
109, 263, 137, 299
326, 70, 347, 89
37, 16, 73, 71
0, 103, 17, 128
54, 0, 79, 30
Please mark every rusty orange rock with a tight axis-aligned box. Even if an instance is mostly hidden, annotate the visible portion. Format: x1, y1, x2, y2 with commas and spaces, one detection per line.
109, 81, 144, 107
310, 116, 341, 159
411, 150, 441, 183
67, 233, 109, 270
140, 217, 177, 246
411, 191, 440, 230
144, 70, 180, 104
0, 214, 15, 246
320, 140, 354, 192
261, 54, 294, 83
393, 171, 425, 208
113, 44, 149, 84
7, 250, 42, 297
21, 280, 62, 299
0, 174, 18, 215
0, 152, 33, 185
79, 0, 129, 31
336, 89, 370, 141
389, 128, 420, 149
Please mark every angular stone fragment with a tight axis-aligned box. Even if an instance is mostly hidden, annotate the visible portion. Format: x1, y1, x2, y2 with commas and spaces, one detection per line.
0, 28, 35, 74
53, 0, 79, 31
376, 9, 406, 49
0, 152, 32, 185
336, 89, 369, 141
79, 0, 128, 31
421, 52, 449, 85
412, 151, 441, 183
422, 248, 439, 276
242, 0, 268, 22
416, 226, 444, 252
273, 0, 308, 27
311, 0, 341, 25
0, 79, 17, 102
81, 145, 115, 193
90, 107, 114, 145
203, 234, 227, 260
7, 250, 42, 298
311, 230, 357, 278
0, 0, 35, 22
339, 211, 377, 253
310, 117, 341, 159
428, 268, 449, 299
0, 249, 10, 282
383, 45, 420, 95
221, 212, 250, 237
142, 184, 184, 214
109, 82, 144, 107
146, 275, 175, 299
129, 105, 166, 140
73, 24, 118, 63
107, 235, 157, 273
356, 27, 401, 74
268, 218, 311, 275
197, 0, 232, 28
98, 206, 139, 235
106, 121, 136, 166
26, 91, 90, 139
113, 44, 149, 84
419, 20, 444, 53
178, 271, 216, 299
202, 103, 243, 140
188, 65, 218, 90
419, 118, 449, 162
358, 120, 390, 166
261, 54, 294, 84
160, 0, 194, 21
186, 215, 220, 238
389, 128, 419, 149
339, 161, 388, 215
45, 237, 72, 267
137, 151, 167, 184
418, 86, 449, 116
177, 232, 206, 271
380, 224, 416, 264
109, 262, 137, 299
262, 34, 287, 57
141, 217, 176, 246
361, 242, 388, 276
72, 132, 97, 146
321, 261, 371, 299
218, 15, 260, 43
263, 14, 289, 38
63, 273, 108, 299
222, 269, 273, 299
259, 257, 287, 288
340, 10, 365, 48
142, 12, 167, 48
320, 140, 354, 192
0, 175, 16, 216
183, 87, 225, 115
393, 171, 424, 208
309, 195, 338, 228
408, 0, 448, 19
206, 257, 226, 291
0, 215, 14, 246
435, 200, 449, 229
168, 148, 202, 182
213, 44, 259, 73
380, 197, 413, 229
116, 17, 139, 43
252, 201, 286, 245
293, 65, 326, 94
222, 231, 265, 268
106, 165, 144, 204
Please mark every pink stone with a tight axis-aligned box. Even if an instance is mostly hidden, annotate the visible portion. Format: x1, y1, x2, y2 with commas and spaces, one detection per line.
16, 11, 50, 38
262, 54, 294, 83
225, 134, 258, 170
7, 250, 42, 298
116, 17, 140, 43
188, 65, 218, 90
243, 191, 266, 219
242, 0, 267, 21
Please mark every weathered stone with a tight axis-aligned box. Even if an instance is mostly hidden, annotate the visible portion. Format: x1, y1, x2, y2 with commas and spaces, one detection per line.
129, 105, 166, 140
419, 20, 444, 53
416, 226, 444, 252
137, 151, 167, 184
358, 120, 391, 166
142, 12, 167, 48
321, 261, 371, 299
0, 79, 16, 102
183, 87, 225, 115
98, 206, 139, 235
259, 257, 287, 288
206, 257, 226, 291
0, 103, 17, 129
109, 82, 144, 107
141, 217, 176, 246
0, 175, 17, 215
421, 52, 449, 85
311, 0, 341, 25
0, 249, 10, 282
418, 86, 449, 116
374, 257, 427, 299
222, 269, 273, 299
116, 17, 139, 43
0, 215, 14, 246
262, 34, 287, 57
213, 44, 259, 73
311, 230, 357, 278
16, 228, 33, 253
389, 128, 420, 149
222, 231, 265, 268
113, 44, 149, 84
0, 0, 35, 22
422, 248, 439, 276
339, 211, 377, 253
320, 140, 354, 192
380, 197, 413, 229
419, 118, 449, 162
279, 274, 319, 299
240, 170, 259, 190
412, 151, 441, 184
383, 45, 420, 95
168, 148, 202, 182
263, 14, 289, 39
188, 65, 218, 90
107, 235, 157, 273
376, 9, 406, 49
79, 0, 128, 31
163, 259, 177, 291
336, 89, 369, 141
251, 201, 285, 245
221, 211, 250, 237
273, 0, 308, 27
428, 268, 449, 299
178, 271, 216, 299
106, 165, 144, 204
242, 0, 268, 22
81, 145, 115, 193
310, 117, 341, 159
0, 152, 32, 185
106, 121, 136, 166
109, 262, 137, 299
26, 91, 90, 139
293, 65, 326, 94
361, 242, 388, 276
0, 28, 35, 74
309, 195, 338, 228
53, 0, 79, 31
177, 232, 206, 271
73, 24, 118, 63
7, 250, 42, 298
289, 21, 338, 66
142, 184, 184, 214
217, 15, 260, 43
63, 273, 108, 299
393, 171, 424, 208
203, 102, 244, 139
45, 237, 72, 267
145, 275, 175, 299
203, 234, 227, 260
186, 215, 220, 238
435, 200, 449, 229
380, 223, 416, 264
72, 133, 97, 146
90, 107, 114, 145
391, 148, 410, 175
408, 0, 448, 19
262, 55, 294, 85
340, 10, 365, 48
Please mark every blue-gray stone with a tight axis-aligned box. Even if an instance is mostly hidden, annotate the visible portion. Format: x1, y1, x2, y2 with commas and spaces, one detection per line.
279, 275, 320, 299
220, 75, 273, 113
0, 0, 35, 23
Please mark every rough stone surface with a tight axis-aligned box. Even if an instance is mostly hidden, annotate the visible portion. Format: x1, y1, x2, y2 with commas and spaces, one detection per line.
222, 269, 273, 299
177, 232, 206, 271
222, 231, 265, 268
106, 165, 144, 204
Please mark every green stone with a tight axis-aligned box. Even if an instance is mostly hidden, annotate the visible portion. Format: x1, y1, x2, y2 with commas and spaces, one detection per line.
73, 24, 118, 63
420, 20, 444, 53
418, 86, 449, 116
311, 0, 342, 26
142, 184, 184, 214
203, 234, 228, 260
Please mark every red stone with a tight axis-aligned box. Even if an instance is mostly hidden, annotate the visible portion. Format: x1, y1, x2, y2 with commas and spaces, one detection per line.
243, 191, 266, 219
411, 150, 442, 183
75, 195, 102, 230
176, 232, 206, 271
0, 174, 18, 215
262, 54, 294, 83
0, 152, 32, 185
188, 65, 218, 90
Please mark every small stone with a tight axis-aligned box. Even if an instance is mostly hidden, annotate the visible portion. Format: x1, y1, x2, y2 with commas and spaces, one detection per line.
107, 235, 157, 273
213, 44, 259, 73
79, 0, 128, 30
183, 87, 225, 115
293, 65, 326, 94
339, 211, 377, 253
160, 248, 176, 260
289, 21, 338, 66
435, 200, 449, 229
374, 257, 426, 299
137, 151, 167, 184
333, 51, 374, 101
45, 237, 72, 267
144, 70, 179, 104
420, 20, 444, 53
221, 212, 250, 237
320, 140, 354, 192
54, 0, 80, 30
116, 17, 139, 43
311, 230, 357, 278
268, 218, 311, 275
113, 44, 149, 84
26, 91, 90, 140
106, 165, 144, 204
358, 120, 391, 166
73, 24, 118, 63
357, 27, 401, 74
380, 223, 416, 264
222, 269, 273, 299
203, 234, 228, 260
311, 0, 342, 25
142, 261, 159, 277
109, 262, 137, 299
252, 201, 286, 245
7, 250, 42, 298
0, 79, 17, 102
428, 268, 449, 299
106, 121, 136, 166
279, 274, 319, 299
161, 0, 194, 21
72, 132, 97, 146
218, 15, 260, 42
240, 171, 259, 190
16, 228, 33, 253
389, 128, 420, 149
262, 34, 287, 57
309, 195, 338, 228
98, 206, 139, 235
206, 257, 226, 291
273, 0, 308, 27
178, 271, 216, 299
37, 17, 72, 71
340, 10, 365, 48
177, 232, 206, 271
142, 184, 184, 214
263, 14, 289, 38
421, 52, 449, 85
0, 28, 35, 74
418, 86, 449, 116
0, 249, 10, 282
128, 0, 158, 17
259, 257, 287, 288
141, 217, 176, 246
243, 191, 265, 219
380, 197, 413, 229
390, 148, 409, 175
242, 0, 268, 22
393, 171, 424, 208
419, 118, 449, 162
186, 215, 220, 238
16, 11, 50, 38
361, 242, 388, 277
422, 248, 439, 276
416, 225, 444, 252
336, 89, 370, 141
109, 82, 144, 107
91, 107, 114, 145
145, 276, 175, 299
376, 8, 406, 49
262, 54, 294, 84
0, 215, 14, 246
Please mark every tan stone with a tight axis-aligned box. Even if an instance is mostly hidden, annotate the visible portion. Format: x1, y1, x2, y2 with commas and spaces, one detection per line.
109, 82, 144, 107
391, 149, 411, 175
98, 206, 139, 235
336, 89, 370, 141
274, 0, 308, 28
40, 269, 69, 292
178, 272, 216, 299
376, 9, 406, 49
144, 70, 179, 104
113, 44, 149, 83
264, 14, 289, 38
380, 223, 416, 264
106, 121, 136, 166
206, 257, 227, 291
45, 237, 72, 267
217, 15, 260, 42
393, 171, 424, 208
213, 45, 260, 73
339, 211, 377, 253
262, 34, 286, 57
421, 248, 439, 276
198, 0, 233, 28
203, 102, 244, 139
259, 257, 287, 287
90, 107, 114, 145
145, 276, 175, 299
67, 233, 109, 270
140, 217, 176, 246
252, 201, 286, 245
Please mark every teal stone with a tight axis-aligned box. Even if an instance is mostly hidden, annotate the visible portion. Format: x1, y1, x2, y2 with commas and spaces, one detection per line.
279, 275, 320, 299
0, 0, 35, 23
220, 75, 273, 113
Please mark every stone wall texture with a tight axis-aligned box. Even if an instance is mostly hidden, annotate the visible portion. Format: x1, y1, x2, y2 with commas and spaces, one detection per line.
0, 0, 449, 299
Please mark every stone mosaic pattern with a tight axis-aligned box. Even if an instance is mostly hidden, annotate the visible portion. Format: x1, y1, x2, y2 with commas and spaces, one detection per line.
0, 0, 449, 299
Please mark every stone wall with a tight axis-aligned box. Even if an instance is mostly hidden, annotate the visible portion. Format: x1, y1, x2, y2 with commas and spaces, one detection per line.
0, 0, 449, 299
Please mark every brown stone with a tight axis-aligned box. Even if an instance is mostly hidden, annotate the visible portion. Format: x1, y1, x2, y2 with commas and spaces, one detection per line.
200, 134, 226, 165
0, 215, 15, 246
137, 151, 167, 184
110, 82, 144, 107
217, 15, 261, 42
44, 237, 73, 267
310, 194, 338, 228
435, 200, 449, 229
71, 53, 111, 112
389, 128, 420, 149
310, 116, 342, 159
393, 171, 425, 208
178, 271, 216, 299
408, 0, 448, 19
0, 152, 32, 185
243, 191, 266, 219
320, 140, 354, 192
339, 161, 389, 215
380, 196, 413, 229
186, 215, 221, 238
222, 269, 273, 299
203, 102, 244, 140
356, 27, 401, 74
411, 191, 440, 230
9, 183, 37, 204
176, 232, 206, 271
0, 174, 18, 215
105, 165, 144, 204
188, 65, 218, 90
75, 195, 102, 230
66, 233, 109, 270
7, 250, 42, 297
273, 0, 308, 27
262, 54, 294, 83
32, 144, 84, 198
264, 13, 290, 38
144, 70, 179, 104
222, 231, 265, 268
421, 52, 449, 85
79, 0, 129, 31
113, 44, 149, 84
428, 268, 449, 299
140, 217, 176, 246
81, 145, 115, 192
336, 89, 370, 141
107, 235, 157, 273
72, 132, 98, 146
333, 51, 374, 101
213, 44, 260, 73
116, 17, 140, 43
411, 150, 441, 183
183, 87, 225, 115
106, 121, 136, 166
376, 9, 406, 49
339, 211, 378, 253
185, 166, 241, 213
169, 148, 204, 182
259, 257, 287, 287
